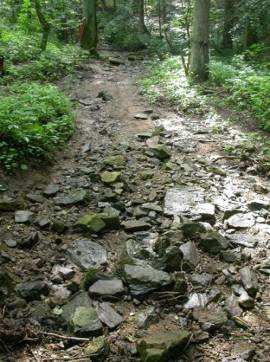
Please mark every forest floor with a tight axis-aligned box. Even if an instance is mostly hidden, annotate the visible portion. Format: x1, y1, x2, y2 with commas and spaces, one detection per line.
0, 52, 270, 361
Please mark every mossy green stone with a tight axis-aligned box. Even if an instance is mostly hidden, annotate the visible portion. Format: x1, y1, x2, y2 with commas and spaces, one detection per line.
101, 171, 121, 184
77, 214, 106, 233
84, 336, 110, 361
138, 330, 190, 362
71, 306, 102, 336
151, 145, 171, 161
104, 155, 126, 168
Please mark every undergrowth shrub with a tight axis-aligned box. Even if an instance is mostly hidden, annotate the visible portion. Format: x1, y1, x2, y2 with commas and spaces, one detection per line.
0, 83, 74, 171
210, 56, 270, 129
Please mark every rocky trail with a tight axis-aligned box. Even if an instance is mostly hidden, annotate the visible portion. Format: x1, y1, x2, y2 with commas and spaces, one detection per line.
0, 53, 270, 362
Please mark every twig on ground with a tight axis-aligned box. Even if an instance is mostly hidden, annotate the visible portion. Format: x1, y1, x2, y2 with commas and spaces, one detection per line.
41, 332, 90, 343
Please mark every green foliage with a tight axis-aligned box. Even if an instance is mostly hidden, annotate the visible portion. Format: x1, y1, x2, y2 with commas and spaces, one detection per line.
0, 83, 74, 171
139, 56, 206, 113
210, 56, 270, 129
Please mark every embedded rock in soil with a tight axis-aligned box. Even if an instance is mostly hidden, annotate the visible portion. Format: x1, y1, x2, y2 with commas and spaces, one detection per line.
149, 144, 171, 161
54, 189, 88, 206
123, 264, 171, 297
100, 171, 121, 184
96, 302, 124, 329
193, 203, 216, 221
67, 239, 107, 270
43, 184, 59, 197
15, 210, 33, 224
26, 192, 43, 203
137, 328, 190, 362
229, 233, 258, 248
77, 214, 106, 234
159, 245, 183, 272
239, 267, 258, 297
225, 294, 242, 317
134, 113, 149, 120
62, 292, 102, 336
192, 308, 228, 332
247, 198, 270, 210
179, 241, 200, 271
226, 213, 255, 229
72, 306, 102, 336
191, 273, 213, 287
136, 306, 158, 329
184, 293, 208, 309
164, 187, 204, 215
89, 278, 125, 298
84, 336, 110, 361
16, 280, 49, 301
122, 220, 151, 232
199, 231, 229, 255
181, 222, 207, 239
104, 155, 126, 168
0, 195, 21, 211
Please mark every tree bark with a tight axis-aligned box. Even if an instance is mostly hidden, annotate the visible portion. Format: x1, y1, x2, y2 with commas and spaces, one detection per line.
222, 0, 234, 51
190, 0, 210, 82
32, 0, 50, 51
138, 0, 148, 33
80, 0, 98, 52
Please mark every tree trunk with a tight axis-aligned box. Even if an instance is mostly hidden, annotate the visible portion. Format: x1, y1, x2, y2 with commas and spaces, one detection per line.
32, 0, 50, 51
222, 0, 234, 51
190, 0, 210, 82
80, 0, 98, 52
138, 0, 148, 33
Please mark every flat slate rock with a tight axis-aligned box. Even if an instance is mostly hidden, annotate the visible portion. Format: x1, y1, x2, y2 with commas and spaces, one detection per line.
180, 241, 200, 270
67, 239, 107, 270
15, 210, 33, 224
96, 302, 124, 329
89, 278, 125, 297
184, 293, 209, 309
229, 233, 258, 248
54, 190, 88, 206
122, 220, 151, 232
164, 187, 204, 215
123, 264, 171, 297
226, 213, 255, 229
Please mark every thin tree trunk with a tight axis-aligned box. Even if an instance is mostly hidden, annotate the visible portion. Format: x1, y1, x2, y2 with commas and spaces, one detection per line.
80, 0, 98, 52
190, 0, 210, 82
32, 0, 50, 51
222, 0, 234, 51
138, 0, 148, 33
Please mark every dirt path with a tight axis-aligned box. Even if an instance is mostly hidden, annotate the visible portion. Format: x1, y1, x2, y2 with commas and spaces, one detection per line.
1, 54, 270, 361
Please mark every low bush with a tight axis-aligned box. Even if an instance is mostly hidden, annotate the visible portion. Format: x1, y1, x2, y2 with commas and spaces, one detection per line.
210, 56, 270, 129
0, 83, 74, 171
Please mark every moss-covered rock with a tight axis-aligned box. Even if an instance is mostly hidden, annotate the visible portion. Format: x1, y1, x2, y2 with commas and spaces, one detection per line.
84, 336, 110, 361
100, 171, 121, 184
137, 329, 190, 362
77, 214, 106, 234
104, 155, 126, 168
150, 145, 171, 161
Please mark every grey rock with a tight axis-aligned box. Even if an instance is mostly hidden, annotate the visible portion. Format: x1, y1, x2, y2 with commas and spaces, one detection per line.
226, 213, 255, 229
89, 278, 125, 297
247, 198, 270, 210
26, 192, 43, 203
44, 184, 59, 197
164, 187, 204, 215
193, 308, 228, 332
180, 241, 200, 271
191, 273, 213, 286
136, 306, 158, 329
225, 294, 242, 317
199, 231, 229, 254
239, 267, 258, 297
54, 189, 88, 206
184, 293, 208, 309
16, 280, 49, 301
122, 220, 151, 232
15, 210, 33, 224
4, 239, 17, 248
229, 233, 258, 248
193, 203, 216, 220
62, 292, 102, 336
0, 195, 21, 211
67, 239, 107, 271
123, 264, 171, 297
96, 302, 124, 329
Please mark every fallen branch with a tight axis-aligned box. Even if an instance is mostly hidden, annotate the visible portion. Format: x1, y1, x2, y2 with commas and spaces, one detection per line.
41, 332, 90, 343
